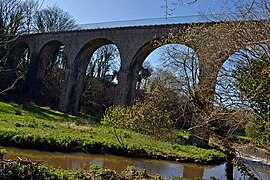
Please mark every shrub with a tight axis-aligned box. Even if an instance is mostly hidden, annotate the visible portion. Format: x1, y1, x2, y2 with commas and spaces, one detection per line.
245, 120, 258, 138
102, 80, 198, 141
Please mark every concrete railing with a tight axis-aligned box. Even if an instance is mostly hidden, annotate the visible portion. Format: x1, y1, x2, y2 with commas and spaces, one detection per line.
78, 14, 229, 30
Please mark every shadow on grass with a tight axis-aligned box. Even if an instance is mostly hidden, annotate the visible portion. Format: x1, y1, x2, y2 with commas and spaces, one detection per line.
23, 104, 74, 121
23, 104, 101, 126
77, 113, 101, 126
0, 98, 100, 125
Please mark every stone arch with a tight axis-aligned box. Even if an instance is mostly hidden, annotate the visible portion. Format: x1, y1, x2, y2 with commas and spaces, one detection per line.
59, 38, 120, 114
198, 40, 269, 112
75, 38, 114, 65
215, 42, 270, 108
131, 41, 196, 74
36, 40, 64, 80
23, 40, 65, 108
6, 42, 30, 68
120, 39, 197, 105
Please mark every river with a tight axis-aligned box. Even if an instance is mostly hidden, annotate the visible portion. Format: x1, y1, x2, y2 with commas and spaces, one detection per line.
1, 146, 269, 179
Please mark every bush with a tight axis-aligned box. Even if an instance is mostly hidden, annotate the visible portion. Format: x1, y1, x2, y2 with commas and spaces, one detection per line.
245, 120, 258, 138
102, 101, 173, 139
102, 80, 199, 141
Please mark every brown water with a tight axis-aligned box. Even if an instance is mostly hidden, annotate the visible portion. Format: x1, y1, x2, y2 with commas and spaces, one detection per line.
2, 146, 270, 179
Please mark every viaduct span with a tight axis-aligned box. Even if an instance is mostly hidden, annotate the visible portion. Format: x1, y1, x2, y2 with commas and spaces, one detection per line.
7, 20, 270, 114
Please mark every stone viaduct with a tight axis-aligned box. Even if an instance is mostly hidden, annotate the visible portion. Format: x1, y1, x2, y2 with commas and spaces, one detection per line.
7, 20, 270, 114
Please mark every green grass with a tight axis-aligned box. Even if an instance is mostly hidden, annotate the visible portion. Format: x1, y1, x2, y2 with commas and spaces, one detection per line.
0, 101, 226, 164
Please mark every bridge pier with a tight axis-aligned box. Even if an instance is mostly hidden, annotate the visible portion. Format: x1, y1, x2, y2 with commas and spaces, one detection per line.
114, 70, 133, 106
113, 56, 142, 106
59, 63, 86, 114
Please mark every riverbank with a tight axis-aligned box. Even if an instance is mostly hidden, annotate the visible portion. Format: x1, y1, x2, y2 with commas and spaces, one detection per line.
0, 100, 225, 164
0, 159, 166, 180
0, 146, 224, 179
235, 143, 270, 167
2, 146, 270, 179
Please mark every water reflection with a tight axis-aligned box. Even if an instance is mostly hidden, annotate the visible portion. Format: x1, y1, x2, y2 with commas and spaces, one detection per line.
2, 146, 269, 179
183, 165, 204, 178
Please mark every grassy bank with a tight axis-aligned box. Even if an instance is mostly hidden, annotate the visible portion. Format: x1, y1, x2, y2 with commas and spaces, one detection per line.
0, 100, 225, 164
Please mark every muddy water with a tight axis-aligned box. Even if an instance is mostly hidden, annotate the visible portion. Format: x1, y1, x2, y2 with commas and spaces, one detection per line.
2, 146, 270, 179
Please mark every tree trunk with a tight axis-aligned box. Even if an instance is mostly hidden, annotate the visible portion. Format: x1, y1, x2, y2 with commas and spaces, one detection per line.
226, 153, 234, 180
187, 125, 210, 148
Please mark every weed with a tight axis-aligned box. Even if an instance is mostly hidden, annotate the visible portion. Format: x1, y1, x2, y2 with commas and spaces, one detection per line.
126, 165, 136, 171
14, 108, 23, 115
89, 164, 103, 174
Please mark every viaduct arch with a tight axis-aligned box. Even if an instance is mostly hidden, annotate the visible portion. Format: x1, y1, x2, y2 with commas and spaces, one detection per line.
8, 21, 270, 114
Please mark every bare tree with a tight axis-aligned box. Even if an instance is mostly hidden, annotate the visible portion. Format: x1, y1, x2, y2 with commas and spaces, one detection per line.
0, 0, 27, 94
20, 0, 39, 34
0, 0, 23, 61
34, 5, 78, 33
0, 0, 24, 36
86, 44, 120, 80
157, 45, 199, 97
162, 0, 199, 18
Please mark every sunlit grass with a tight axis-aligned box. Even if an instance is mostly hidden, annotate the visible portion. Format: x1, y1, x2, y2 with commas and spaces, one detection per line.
0, 100, 225, 164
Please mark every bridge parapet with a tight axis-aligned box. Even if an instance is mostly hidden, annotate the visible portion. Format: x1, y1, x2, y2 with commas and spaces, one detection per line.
79, 15, 216, 30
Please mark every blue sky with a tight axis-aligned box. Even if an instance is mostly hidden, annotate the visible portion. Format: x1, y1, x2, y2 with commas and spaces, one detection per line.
40, 0, 232, 24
